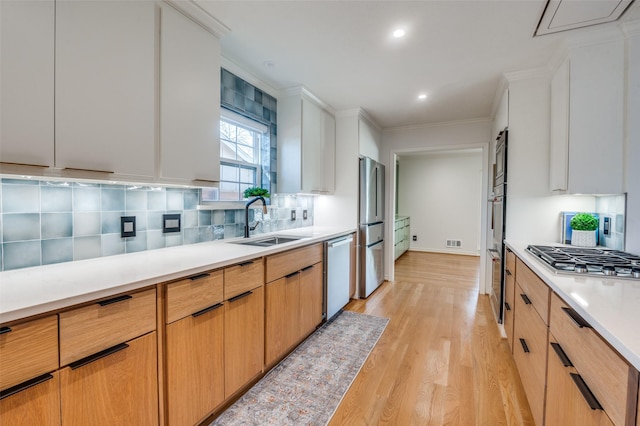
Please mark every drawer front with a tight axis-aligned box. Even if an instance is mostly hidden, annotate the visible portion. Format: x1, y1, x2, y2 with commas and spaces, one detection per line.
515, 258, 550, 324
59, 287, 156, 366
550, 292, 636, 426
513, 283, 548, 426
224, 258, 264, 300
266, 243, 323, 283
166, 269, 223, 323
506, 248, 516, 274
0, 315, 59, 391
0, 370, 61, 426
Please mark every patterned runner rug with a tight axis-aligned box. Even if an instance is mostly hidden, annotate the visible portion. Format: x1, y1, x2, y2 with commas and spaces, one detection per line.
210, 310, 389, 425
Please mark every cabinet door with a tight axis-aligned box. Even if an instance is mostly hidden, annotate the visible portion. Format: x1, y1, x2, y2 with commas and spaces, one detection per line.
545, 336, 614, 426
160, 4, 220, 184
513, 284, 548, 426
0, 0, 54, 169
503, 265, 515, 352
0, 371, 60, 426
265, 274, 300, 366
550, 57, 570, 191
301, 98, 335, 193
60, 332, 158, 426
224, 287, 264, 398
299, 263, 324, 339
166, 304, 224, 426
55, 1, 156, 177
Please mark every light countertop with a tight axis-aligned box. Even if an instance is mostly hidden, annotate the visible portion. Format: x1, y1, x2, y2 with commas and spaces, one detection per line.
506, 240, 640, 371
0, 226, 355, 324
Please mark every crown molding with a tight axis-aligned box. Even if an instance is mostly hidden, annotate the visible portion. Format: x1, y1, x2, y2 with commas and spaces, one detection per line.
165, 1, 230, 38
279, 86, 335, 114
358, 109, 382, 132
490, 76, 509, 118
622, 19, 640, 37
504, 66, 551, 83
220, 57, 280, 99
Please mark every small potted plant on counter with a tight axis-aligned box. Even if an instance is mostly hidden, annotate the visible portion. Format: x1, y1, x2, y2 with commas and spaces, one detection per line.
570, 212, 598, 247
243, 186, 270, 199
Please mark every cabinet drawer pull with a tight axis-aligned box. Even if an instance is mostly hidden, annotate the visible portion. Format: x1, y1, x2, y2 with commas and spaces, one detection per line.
238, 261, 254, 267
228, 291, 252, 303
97, 294, 132, 306
301, 265, 314, 272
192, 303, 223, 318
69, 343, 129, 370
64, 167, 114, 174
506, 270, 512, 276
519, 338, 530, 353
0, 326, 11, 335
550, 342, 574, 367
0, 161, 49, 169
0, 373, 54, 401
189, 273, 211, 281
504, 302, 511, 311
520, 294, 532, 305
570, 373, 603, 410
285, 271, 300, 279
561, 307, 592, 329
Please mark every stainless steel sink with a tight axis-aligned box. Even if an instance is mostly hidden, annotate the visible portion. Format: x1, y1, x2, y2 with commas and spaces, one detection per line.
233, 235, 305, 247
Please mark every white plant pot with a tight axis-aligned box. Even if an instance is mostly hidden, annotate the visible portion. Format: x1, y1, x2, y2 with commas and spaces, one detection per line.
571, 230, 597, 247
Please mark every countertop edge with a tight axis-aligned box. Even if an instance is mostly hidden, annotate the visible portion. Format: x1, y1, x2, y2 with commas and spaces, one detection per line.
0, 227, 356, 324
505, 240, 640, 372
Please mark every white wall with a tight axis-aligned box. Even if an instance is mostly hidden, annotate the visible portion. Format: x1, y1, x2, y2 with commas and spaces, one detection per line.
359, 114, 381, 161
625, 28, 640, 254
505, 74, 595, 244
398, 149, 483, 255
382, 119, 492, 288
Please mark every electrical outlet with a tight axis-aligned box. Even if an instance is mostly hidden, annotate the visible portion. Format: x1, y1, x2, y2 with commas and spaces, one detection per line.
291, 209, 296, 220
303, 210, 308, 220
412, 235, 417, 241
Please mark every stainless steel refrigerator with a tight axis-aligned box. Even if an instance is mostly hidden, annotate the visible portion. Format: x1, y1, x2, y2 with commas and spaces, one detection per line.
359, 157, 385, 298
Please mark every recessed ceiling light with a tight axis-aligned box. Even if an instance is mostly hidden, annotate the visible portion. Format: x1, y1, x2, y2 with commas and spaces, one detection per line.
393, 29, 405, 38
418, 93, 427, 100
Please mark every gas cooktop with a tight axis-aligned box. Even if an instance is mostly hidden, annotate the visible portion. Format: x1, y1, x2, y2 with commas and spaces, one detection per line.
526, 245, 640, 280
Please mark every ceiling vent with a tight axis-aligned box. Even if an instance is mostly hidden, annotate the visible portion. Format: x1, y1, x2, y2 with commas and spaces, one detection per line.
534, 0, 635, 36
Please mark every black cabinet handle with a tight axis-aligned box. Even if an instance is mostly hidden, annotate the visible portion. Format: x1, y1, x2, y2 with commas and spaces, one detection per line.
301, 265, 314, 272
228, 291, 252, 303
506, 270, 512, 276
189, 273, 210, 281
69, 343, 129, 370
0, 373, 54, 400
192, 303, 223, 318
570, 373, 603, 410
238, 261, 254, 267
0, 326, 11, 335
520, 294, 532, 305
97, 294, 132, 307
519, 338, 530, 353
285, 271, 299, 279
550, 342, 574, 367
562, 307, 592, 329
504, 302, 511, 311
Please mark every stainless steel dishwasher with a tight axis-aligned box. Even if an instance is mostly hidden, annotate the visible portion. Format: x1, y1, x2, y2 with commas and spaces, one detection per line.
324, 235, 353, 320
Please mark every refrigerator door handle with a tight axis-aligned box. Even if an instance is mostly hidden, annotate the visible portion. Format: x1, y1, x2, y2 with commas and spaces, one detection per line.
367, 240, 384, 249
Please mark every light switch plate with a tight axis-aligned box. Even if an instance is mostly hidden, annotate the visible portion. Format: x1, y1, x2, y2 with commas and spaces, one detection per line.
163, 214, 181, 233
121, 216, 136, 238
291, 210, 296, 221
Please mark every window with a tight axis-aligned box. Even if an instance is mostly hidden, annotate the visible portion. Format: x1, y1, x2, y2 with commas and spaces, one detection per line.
215, 110, 267, 201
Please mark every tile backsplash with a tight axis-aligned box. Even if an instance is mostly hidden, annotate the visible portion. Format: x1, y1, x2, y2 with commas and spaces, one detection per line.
0, 178, 313, 271
596, 194, 626, 251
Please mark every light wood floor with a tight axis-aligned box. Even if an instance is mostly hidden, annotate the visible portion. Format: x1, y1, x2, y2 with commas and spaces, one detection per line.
329, 251, 535, 426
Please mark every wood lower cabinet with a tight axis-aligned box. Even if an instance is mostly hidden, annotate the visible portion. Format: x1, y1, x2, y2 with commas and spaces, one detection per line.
513, 283, 548, 426
545, 335, 614, 426
504, 249, 516, 352
224, 286, 264, 398
0, 371, 60, 426
265, 273, 301, 366
299, 262, 324, 339
60, 332, 158, 426
164, 269, 224, 425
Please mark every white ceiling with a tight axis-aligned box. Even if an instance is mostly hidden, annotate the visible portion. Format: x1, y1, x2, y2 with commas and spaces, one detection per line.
196, 0, 640, 129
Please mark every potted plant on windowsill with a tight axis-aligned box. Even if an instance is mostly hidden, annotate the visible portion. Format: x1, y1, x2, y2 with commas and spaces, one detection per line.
243, 187, 270, 200
570, 213, 598, 247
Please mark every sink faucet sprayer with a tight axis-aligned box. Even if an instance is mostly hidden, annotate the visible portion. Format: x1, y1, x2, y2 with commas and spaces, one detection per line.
244, 196, 268, 238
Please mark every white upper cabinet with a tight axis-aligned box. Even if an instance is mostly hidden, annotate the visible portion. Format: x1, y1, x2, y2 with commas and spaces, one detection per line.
55, 1, 156, 178
549, 40, 624, 194
0, 0, 55, 169
159, 5, 221, 185
278, 89, 336, 194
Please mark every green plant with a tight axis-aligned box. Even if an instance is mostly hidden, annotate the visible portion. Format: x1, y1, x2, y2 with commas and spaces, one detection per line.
243, 187, 270, 199
570, 213, 598, 231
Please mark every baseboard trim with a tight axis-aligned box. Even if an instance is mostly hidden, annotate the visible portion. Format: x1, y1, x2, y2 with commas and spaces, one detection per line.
408, 248, 480, 257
